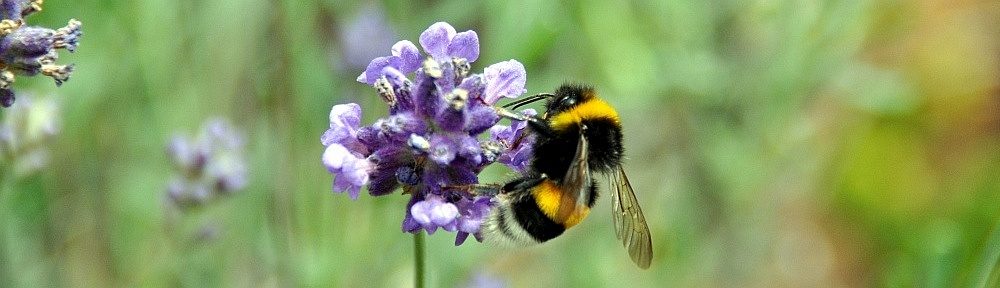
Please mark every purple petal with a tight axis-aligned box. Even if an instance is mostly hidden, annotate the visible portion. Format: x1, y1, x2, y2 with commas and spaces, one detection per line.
330, 103, 362, 128
458, 75, 485, 100
374, 112, 426, 142
419, 22, 456, 60
402, 194, 424, 232
388, 113, 426, 139
391, 40, 422, 73
442, 222, 458, 232
428, 162, 479, 186
447, 30, 479, 62
455, 232, 470, 246
489, 125, 514, 142
322, 103, 363, 146
490, 108, 535, 142
458, 218, 483, 233
433, 60, 457, 93
482, 60, 527, 104
456, 135, 482, 164
341, 158, 373, 186
369, 145, 410, 169
411, 195, 458, 229
358, 56, 401, 85
357, 126, 385, 148
322, 144, 352, 172
430, 203, 459, 226
333, 175, 362, 200
500, 137, 535, 173
456, 196, 492, 234
466, 103, 499, 134
412, 72, 443, 119
402, 219, 421, 233
428, 134, 457, 165
436, 93, 469, 133
380, 66, 410, 88
324, 143, 373, 199
411, 199, 434, 224
367, 166, 399, 196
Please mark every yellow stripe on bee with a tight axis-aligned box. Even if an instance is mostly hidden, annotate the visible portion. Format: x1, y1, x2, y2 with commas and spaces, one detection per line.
548, 97, 620, 130
532, 180, 591, 228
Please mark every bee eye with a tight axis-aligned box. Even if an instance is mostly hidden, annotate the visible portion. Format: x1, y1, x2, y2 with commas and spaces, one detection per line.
559, 97, 576, 107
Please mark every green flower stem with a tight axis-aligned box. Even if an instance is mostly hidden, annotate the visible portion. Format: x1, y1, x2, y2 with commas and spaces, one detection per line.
0, 166, 15, 287
414, 232, 425, 288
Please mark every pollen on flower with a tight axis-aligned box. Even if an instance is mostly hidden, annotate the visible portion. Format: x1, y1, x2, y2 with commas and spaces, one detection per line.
422, 58, 443, 78
324, 21, 530, 245
408, 134, 431, 151
375, 77, 397, 105
446, 88, 469, 110
0, 19, 20, 35
40, 63, 72, 86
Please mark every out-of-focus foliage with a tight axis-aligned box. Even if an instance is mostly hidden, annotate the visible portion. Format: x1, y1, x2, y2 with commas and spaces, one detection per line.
0, 0, 997, 287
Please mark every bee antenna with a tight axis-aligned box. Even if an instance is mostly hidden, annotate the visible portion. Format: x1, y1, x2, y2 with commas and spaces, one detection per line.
502, 93, 555, 110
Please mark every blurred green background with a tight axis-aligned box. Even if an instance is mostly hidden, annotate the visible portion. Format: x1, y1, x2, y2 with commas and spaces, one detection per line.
1, 0, 999, 287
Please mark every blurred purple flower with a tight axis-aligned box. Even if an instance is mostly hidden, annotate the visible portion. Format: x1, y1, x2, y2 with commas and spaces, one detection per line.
464, 271, 508, 288
166, 118, 247, 209
0, 95, 59, 177
340, 5, 398, 69
324, 21, 530, 245
0, 1, 81, 108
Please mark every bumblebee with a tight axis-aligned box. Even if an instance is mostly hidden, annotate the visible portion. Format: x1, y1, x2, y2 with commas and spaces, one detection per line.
476, 84, 653, 269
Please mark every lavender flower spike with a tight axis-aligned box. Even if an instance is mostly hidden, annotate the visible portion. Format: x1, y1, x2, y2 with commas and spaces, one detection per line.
325, 21, 530, 245
0, 1, 82, 108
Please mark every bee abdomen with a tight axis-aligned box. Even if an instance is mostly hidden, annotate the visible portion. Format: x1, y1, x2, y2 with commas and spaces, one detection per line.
481, 194, 565, 246
511, 194, 565, 242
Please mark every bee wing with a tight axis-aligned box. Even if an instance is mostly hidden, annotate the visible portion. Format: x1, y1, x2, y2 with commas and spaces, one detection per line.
560, 128, 591, 208
610, 166, 653, 269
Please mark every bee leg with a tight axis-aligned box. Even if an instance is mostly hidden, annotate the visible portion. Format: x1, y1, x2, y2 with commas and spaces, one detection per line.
493, 107, 556, 136
492, 106, 534, 122
445, 184, 504, 197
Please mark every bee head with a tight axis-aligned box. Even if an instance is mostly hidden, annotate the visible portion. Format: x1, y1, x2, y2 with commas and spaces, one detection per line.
546, 84, 597, 116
